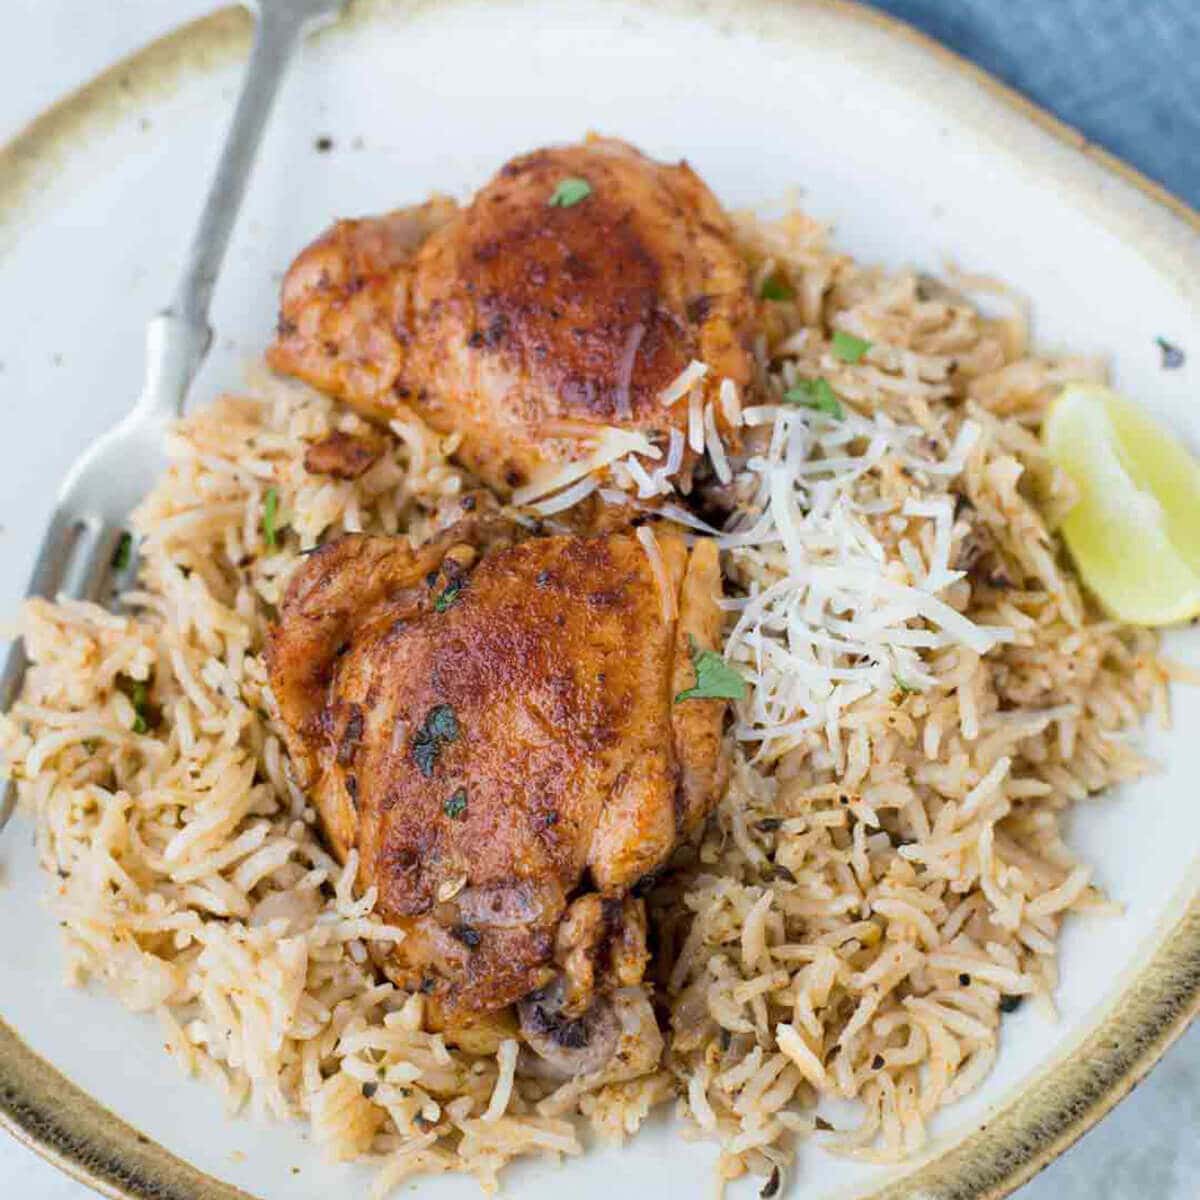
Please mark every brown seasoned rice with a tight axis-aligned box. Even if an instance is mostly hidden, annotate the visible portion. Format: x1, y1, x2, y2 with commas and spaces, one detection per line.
0, 209, 1169, 1195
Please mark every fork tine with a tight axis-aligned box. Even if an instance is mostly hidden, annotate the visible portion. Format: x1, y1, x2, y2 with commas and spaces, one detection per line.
1, 509, 77, 711
0, 781, 13, 835
0, 513, 128, 835
27, 509, 84, 600
1, 515, 127, 710
0, 509, 82, 834
63, 522, 125, 605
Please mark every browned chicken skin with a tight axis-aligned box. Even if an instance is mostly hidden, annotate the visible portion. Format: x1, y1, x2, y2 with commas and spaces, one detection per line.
268, 138, 757, 497
266, 521, 727, 1054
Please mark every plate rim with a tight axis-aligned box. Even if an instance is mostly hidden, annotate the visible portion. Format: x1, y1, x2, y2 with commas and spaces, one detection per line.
1, 3, 1197, 1198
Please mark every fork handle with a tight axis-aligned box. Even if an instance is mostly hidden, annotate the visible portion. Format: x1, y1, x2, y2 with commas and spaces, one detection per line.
139, 1, 336, 420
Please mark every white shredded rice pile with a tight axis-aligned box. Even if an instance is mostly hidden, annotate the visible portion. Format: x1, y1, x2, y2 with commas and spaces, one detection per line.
0, 209, 1170, 1194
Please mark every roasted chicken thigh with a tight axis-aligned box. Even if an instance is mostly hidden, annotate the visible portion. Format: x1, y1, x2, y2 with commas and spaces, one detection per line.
268, 138, 757, 498
266, 519, 727, 1056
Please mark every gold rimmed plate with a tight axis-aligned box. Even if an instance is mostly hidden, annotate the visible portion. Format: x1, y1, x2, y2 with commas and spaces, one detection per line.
1, 2, 1197, 1196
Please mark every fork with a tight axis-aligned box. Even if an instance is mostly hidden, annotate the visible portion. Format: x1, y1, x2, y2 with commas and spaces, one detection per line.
0, 0, 346, 833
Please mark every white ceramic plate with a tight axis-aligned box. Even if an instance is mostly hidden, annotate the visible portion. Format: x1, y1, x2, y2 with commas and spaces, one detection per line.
1, 3, 1198, 1198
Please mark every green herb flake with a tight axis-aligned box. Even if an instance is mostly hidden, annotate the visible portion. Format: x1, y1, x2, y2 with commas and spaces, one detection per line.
443, 787, 468, 820
111, 532, 134, 571
675, 635, 747, 704
548, 177, 592, 208
782, 377, 844, 419
759, 275, 793, 302
411, 704, 460, 778
263, 486, 281, 550
412, 738, 439, 778
117, 675, 154, 734
425, 704, 458, 742
132, 680, 150, 733
831, 330, 872, 364
892, 675, 921, 695
434, 579, 463, 613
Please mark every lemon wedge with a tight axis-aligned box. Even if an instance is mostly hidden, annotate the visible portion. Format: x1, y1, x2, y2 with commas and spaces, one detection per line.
1043, 382, 1200, 625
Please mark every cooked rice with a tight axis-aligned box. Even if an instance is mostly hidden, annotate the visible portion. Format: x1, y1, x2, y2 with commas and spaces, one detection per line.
0, 208, 1170, 1194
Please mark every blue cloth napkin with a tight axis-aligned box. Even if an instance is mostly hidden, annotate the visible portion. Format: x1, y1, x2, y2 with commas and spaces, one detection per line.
867, 0, 1200, 209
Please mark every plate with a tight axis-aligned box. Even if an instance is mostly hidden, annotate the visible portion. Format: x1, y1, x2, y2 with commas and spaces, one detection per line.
1, 2, 1198, 1197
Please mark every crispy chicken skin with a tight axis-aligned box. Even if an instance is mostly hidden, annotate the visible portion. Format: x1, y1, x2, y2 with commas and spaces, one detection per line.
268, 138, 757, 496
266, 523, 727, 1032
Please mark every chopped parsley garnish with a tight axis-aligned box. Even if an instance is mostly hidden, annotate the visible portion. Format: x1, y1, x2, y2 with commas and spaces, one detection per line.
893, 675, 921, 695
782, 377, 844, 418
759, 275, 793, 302
117, 675, 154, 734
831, 330, 872, 364
434, 579, 463, 612
675, 635, 747, 703
412, 740, 439, 778
425, 704, 458, 741
111, 531, 133, 571
443, 787, 468, 819
131, 680, 150, 733
548, 177, 592, 207
263, 486, 281, 549
411, 703, 460, 777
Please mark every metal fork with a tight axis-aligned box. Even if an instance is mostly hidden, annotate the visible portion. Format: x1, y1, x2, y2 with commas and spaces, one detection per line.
0, 0, 346, 833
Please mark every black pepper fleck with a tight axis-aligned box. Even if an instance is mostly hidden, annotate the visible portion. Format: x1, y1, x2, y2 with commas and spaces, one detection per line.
483, 314, 508, 347
451, 924, 481, 949
1156, 336, 1186, 370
